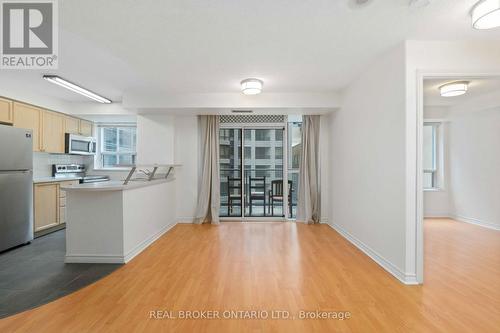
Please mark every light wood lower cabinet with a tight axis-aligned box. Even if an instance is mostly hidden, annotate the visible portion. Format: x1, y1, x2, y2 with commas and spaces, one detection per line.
58, 180, 78, 224
34, 180, 79, 232
34, 183, 59, 232
0, 97, 13, 124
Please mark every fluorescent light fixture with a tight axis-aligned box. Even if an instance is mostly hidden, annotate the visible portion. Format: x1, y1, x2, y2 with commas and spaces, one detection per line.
439, 81, 469, 97
43, 75, 112, 103
241, 78, 263, 95
472, 0, 500, 29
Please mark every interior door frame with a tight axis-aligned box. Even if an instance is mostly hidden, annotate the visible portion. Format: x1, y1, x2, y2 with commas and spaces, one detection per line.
414, 71, 500, 284
220, 121, 289, 222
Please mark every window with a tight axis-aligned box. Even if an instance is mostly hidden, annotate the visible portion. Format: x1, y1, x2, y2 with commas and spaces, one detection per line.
423, 122, 440, 189
255, 129, 271, 141
99, 125, 137, 168
255, 147, 271, 159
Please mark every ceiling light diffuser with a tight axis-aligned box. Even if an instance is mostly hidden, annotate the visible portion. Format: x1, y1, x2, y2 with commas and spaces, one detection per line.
43, 75, 112, 103
439, 81, 469, 97
241, 78, 263, 95
472, 0, 500, 29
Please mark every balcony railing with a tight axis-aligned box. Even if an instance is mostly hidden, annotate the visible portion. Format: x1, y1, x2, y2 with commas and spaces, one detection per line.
220, 168, 298, 218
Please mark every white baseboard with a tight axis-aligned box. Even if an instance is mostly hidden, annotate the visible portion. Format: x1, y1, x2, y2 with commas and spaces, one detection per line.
124, 222, 177, 263
65, 255, 125, 264
65, 222, 177, 264
451, 214, 500, 231
176, 217, 195, 224
425, 213, 500, 231
424, 213, 451, 219
326, 223, 418, 285
320, 217, 328, 224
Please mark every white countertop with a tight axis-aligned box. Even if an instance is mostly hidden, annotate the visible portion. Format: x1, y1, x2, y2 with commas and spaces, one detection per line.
61, 178, 174, 192
33, 176, 83, 184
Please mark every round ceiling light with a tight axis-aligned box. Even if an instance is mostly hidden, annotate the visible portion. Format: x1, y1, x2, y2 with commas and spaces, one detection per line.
439, 81, 469, 97
241, 78, 263, 95
472, 0, 500, 29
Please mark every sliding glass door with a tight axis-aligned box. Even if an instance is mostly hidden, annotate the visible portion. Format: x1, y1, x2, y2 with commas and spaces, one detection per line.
219, 129, 242, 217
287, 121, 302, 219
243, 128, 284, 218
219, 116, 302, 221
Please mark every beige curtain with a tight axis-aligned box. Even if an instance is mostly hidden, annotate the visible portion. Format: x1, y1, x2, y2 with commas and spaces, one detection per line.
194, 115, 220, 225
296, 115, 321, 224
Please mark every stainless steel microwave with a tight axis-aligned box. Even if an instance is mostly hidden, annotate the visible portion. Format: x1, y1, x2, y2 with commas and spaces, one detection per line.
65, 133, 96, 155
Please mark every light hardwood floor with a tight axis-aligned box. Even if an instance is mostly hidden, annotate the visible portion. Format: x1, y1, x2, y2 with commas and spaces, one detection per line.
0, 219, 499, 332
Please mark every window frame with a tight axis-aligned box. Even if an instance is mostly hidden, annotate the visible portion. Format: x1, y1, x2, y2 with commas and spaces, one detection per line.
423, 122, 442, 190
94, 123, 137, 170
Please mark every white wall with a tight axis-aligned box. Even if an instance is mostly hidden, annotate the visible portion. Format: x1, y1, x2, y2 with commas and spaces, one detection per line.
429, 108, 500, 230
328, 43, 410, 282
174, 116, 199, 222
136, 114, 175, 165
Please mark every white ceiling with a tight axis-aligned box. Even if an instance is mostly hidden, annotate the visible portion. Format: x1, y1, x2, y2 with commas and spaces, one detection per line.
1, 0, 500, 108
424, 77, 500, 107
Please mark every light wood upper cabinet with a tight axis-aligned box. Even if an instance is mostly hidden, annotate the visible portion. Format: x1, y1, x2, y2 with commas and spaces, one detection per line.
42, 111, 65, 153
0, 97, 13, 124
34, 183, 59, 232
64, 116, 80, 135
13, 102, 41, 151
10, 97, 94, 152
79, 120, 93, 136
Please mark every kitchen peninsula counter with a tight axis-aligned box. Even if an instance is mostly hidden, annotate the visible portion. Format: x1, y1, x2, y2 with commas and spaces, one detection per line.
62, 177, 177, 264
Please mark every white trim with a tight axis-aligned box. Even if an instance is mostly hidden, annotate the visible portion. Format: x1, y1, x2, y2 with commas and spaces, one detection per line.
123, 222, 177, 263
451, 215, 500, 231
424, 214, 451, 219
176, 217, 195, 224
65, 255, 125, 264
65, 222, 177, 263
423, 188, 444, 192
414, 71, 500, 285
320, 217, 328, 224
327, 223, 418, 285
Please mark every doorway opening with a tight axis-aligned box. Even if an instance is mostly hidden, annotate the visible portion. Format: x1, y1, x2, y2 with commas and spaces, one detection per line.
417, 74, 500, 283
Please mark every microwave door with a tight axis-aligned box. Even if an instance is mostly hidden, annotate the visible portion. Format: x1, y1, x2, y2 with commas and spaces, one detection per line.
70, 138, 93, 155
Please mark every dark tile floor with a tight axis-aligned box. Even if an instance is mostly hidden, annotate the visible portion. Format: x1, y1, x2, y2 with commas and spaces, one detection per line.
0, 230, 122, 319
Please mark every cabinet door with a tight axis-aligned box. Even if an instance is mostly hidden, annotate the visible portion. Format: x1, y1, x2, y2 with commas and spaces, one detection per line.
42, 111, 65, 153
0, 97, 13, 124
64, 116, 80, 135
58, 180, 78, 224
13, 102, 41, 151
34, 183, 59, 232
79, 120, 93, 136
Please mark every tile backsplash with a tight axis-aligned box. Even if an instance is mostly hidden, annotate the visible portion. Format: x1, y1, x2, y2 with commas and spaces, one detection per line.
33, 153, 93, 178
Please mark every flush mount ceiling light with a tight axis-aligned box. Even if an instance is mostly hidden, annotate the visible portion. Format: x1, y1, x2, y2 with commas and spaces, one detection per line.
43, 75, 112, 104
472, 0, 500, 29
241, 78, 263, 95
439, 81, 469, 97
